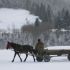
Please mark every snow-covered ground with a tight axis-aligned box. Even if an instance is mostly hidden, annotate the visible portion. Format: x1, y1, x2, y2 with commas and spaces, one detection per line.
0, 46, 70, 70
0, 8, 38, 32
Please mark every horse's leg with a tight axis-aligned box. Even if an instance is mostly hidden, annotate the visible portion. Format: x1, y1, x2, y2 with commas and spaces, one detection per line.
31, 52, 35, 62
24, 54, 28, 62
12, 52, 16, 62
32, 54, 35, 62
17, 53, 22, 62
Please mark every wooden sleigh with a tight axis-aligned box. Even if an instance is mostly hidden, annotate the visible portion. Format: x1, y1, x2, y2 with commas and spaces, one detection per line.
36, 46, 70, 62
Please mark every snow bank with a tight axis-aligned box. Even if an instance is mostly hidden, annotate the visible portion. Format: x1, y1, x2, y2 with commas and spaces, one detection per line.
47, 46, 70, 50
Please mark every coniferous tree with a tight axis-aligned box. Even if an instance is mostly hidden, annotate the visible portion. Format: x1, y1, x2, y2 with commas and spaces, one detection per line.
55, 8, 70, 29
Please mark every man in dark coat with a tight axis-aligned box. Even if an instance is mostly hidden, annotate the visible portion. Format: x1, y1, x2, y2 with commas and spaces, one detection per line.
35, 39, 44, 56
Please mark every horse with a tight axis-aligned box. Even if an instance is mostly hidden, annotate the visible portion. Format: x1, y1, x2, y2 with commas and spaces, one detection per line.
6, 42, 35, 62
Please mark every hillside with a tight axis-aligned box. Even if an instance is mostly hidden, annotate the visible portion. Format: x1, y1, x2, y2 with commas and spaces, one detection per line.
0, 0, 70, 49
0, 8, 38, 31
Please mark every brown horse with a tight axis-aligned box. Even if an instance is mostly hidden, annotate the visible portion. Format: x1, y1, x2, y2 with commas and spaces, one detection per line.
6, 42, 35, 62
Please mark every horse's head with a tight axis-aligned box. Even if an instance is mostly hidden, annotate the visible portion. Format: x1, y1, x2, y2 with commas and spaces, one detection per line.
6, 42, 12, 49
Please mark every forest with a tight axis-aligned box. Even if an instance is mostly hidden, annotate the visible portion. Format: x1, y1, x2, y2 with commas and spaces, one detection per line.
0, 0, 70, 49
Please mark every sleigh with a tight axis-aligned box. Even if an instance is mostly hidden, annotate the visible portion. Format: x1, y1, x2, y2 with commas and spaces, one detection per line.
36, 46, 70, 62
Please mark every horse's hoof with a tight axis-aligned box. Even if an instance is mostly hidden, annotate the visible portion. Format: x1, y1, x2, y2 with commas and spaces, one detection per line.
23, 60, 26, 62
34, 59, 35, 62
12, 60, 14, 62
21, 60, 22, 62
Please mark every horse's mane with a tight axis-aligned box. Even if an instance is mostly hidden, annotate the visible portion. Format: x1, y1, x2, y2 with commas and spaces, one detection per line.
8, 41, 23, 47
8, 41, 33, 48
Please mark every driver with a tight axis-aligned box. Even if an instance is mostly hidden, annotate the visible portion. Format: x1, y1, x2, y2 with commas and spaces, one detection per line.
35, 39, 44, 55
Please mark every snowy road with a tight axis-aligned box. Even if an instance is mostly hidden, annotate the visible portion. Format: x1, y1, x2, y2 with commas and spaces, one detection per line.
0, 50, 70, 70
